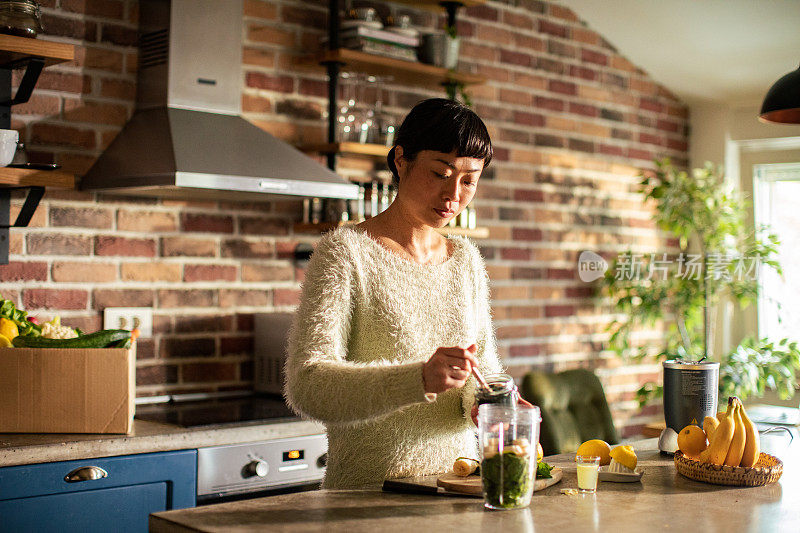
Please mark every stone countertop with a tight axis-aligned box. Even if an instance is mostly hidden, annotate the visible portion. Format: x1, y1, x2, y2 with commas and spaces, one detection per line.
150, 436, 799, 533
0, 419, 325, 467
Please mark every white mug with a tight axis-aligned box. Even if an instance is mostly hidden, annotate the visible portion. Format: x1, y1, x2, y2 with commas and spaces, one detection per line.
0, 129, 19, 167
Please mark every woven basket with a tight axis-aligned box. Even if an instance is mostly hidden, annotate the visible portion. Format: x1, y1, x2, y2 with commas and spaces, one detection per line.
674, 451, 783, 486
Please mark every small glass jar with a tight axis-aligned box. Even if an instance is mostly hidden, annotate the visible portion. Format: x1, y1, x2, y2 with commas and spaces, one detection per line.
475, 373, 518, 408
0, 1, 43, 39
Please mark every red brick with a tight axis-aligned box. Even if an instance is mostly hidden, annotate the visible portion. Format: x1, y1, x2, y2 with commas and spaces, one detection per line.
640, 98, 665, 113
118, 210, 177, 232
298, 78, 327, 98
160, 337, 216, 358
184, 265, 237, 282
627, 148, 655, 161
100, 23, 138, 46
548, 80, 577, 96
10, 201, 47, 227
244, 0, 278, 19
174, 315, 234, 334
13, 95, 60, 115
545, 304, 575, 317
599, 144, 625, 157
514, 189, 544, 202
656, 119, 681, 133
281, 6, 327, 28
221, 239, 274, 259
549, 4, 579, 21
27, 233, 92, 255
138, 365, 178, 386
221, 336, 253, 356
121, 263, 182, 282
512, 228, 543, 241
101, 78, 136, 99
95, 236, 157, 257
181, 213, 234, 233
638, 132, 663, 146
548, 39, 577, 58
0, 262, 48, 281
243, 47, 275, 68
581, 48, 608, 66
242, 93, 272, 113
273, 288, 301, 307
50, 206, 113, 229
667, 138, 688, 151
502, 11, 534, 29
24, 289, 88, 310
538, 19, 568, 38
569, 102, 598, 117
509, 344, 542, 357
246, 72, 294, 93
161, 237, 217, 257
501, 248, 531, 261
219, 289, 271, 308
53, 261, 117, 282
182, 362, 237, 382
247, 24, 295, 46
40, 13, 97, 41
63, 100, 129, 126
241, 263, 294, 282
534, 96, 564, 112
93, 289, 153, 309
31, 123, 95, 149
61, 0, 124, 18
158, 289, 216, 308
499, 49, 531, 68
570, 65, 598, 81
76, 45, 124, 72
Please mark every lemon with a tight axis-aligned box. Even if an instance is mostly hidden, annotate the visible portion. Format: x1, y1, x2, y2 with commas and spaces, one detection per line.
575, 439, 612, 465
0, 333, 12, 348
609, 445, 638, 471
0, 318, 18, 340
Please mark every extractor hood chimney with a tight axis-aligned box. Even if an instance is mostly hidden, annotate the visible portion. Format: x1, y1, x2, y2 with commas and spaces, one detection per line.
81, 0, 358, 201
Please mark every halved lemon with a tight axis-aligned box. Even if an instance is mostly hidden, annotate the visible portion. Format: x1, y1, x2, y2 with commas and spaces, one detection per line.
0, 334, 13, 347
0, 317, 18, 340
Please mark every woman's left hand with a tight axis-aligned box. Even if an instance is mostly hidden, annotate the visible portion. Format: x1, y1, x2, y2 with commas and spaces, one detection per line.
470, 397, 533, 427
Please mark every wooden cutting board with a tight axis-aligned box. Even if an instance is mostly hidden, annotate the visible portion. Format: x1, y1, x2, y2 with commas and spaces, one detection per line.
436, 466, 563, 496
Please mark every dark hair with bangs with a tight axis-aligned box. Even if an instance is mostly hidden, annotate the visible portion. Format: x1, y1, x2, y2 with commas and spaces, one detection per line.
387, 98, 492, 187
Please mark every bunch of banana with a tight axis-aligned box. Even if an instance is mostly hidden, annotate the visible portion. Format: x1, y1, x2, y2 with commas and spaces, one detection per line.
698, 396, 760, 468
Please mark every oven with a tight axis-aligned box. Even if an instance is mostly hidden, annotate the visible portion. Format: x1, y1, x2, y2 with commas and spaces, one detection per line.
135, 392, 327, 505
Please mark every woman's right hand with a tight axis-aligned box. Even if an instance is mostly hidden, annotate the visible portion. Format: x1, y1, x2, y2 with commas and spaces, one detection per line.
422, 344, 478, 394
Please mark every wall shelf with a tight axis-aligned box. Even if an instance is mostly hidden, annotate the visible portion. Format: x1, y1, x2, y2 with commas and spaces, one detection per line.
0, 36, 76, 264
294, 220, 489, 239
0, 34, 74, 68
0, 168, 75, 189
321, 49, 486, 88
296, 142, 390, 160
391, 0, 487, 9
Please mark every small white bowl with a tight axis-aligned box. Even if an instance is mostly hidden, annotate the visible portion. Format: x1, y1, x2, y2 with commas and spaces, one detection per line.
0, 129, 19, 167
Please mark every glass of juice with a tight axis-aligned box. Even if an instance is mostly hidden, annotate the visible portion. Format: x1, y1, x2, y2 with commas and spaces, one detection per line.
576, 455, 600, 493
478, 404, 541, 510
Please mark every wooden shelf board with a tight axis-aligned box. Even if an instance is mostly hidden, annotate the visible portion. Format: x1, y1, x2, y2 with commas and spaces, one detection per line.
321, 49, 486, 87
297, 142, 390, 159
294, 221, 489, 239
0, 168, 75, 189
0, 35, 74, 68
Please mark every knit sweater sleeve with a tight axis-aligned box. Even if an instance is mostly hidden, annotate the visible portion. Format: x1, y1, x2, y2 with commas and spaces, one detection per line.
284, 232, 435, 425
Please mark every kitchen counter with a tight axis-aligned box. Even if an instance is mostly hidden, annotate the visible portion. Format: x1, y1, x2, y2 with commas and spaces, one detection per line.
0, 418, 325, 467
150, 435, 799, 532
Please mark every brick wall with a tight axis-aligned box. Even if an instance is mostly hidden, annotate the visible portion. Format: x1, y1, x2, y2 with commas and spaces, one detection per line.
0, 0, 688, 436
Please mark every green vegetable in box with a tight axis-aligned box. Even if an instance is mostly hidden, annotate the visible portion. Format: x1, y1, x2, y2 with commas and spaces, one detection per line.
0, 297, 41, 338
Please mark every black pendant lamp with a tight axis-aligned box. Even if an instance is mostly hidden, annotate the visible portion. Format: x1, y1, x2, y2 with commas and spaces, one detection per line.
759, 64, 800, 124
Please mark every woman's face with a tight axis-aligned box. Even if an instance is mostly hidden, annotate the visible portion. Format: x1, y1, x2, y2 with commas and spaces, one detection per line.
394, 148, 484, 228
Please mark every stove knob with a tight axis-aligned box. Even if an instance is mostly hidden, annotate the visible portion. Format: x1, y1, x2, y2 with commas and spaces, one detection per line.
246, 460, 269, 478
317, 453, 328, 468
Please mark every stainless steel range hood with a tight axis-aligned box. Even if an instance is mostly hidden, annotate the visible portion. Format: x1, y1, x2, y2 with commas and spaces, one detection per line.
81, 0, 357, 201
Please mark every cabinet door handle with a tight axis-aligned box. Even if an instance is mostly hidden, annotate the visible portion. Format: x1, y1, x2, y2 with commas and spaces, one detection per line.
64, 466, 108, 483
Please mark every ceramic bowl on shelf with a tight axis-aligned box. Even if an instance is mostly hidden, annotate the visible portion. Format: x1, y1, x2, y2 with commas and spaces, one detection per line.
0, 129, 20, 167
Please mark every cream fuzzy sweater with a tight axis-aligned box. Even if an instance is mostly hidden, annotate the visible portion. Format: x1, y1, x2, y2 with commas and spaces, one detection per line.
284, 226, 503, 489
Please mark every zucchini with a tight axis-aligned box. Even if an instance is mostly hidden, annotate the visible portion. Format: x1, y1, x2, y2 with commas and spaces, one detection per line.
12, 329, 132, 349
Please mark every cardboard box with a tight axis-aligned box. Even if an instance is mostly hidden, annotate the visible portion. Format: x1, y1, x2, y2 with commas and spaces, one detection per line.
0, 346, 135, 434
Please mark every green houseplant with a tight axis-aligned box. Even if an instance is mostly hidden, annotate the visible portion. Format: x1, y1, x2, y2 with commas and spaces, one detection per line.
599, 158, 800, 405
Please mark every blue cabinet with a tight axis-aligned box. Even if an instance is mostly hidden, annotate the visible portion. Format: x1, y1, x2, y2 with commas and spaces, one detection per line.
0, 449, 196, 533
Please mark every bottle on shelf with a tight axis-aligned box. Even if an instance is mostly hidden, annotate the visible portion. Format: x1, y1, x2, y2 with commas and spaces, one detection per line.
369, 181, 379, 218
310, 197, 323, 224
379, 183, 390, 213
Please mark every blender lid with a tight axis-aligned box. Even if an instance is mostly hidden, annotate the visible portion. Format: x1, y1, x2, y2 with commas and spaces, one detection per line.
663, 359, 720, 370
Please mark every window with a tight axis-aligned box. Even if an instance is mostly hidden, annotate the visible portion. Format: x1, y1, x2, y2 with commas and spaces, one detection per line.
754, 163, 800, 342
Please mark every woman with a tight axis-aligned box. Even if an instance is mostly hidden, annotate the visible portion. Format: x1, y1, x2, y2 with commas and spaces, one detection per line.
285, 98, 515, 489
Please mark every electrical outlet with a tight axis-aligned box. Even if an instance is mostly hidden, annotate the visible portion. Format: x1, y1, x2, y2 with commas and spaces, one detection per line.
103, 307, 153, 338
